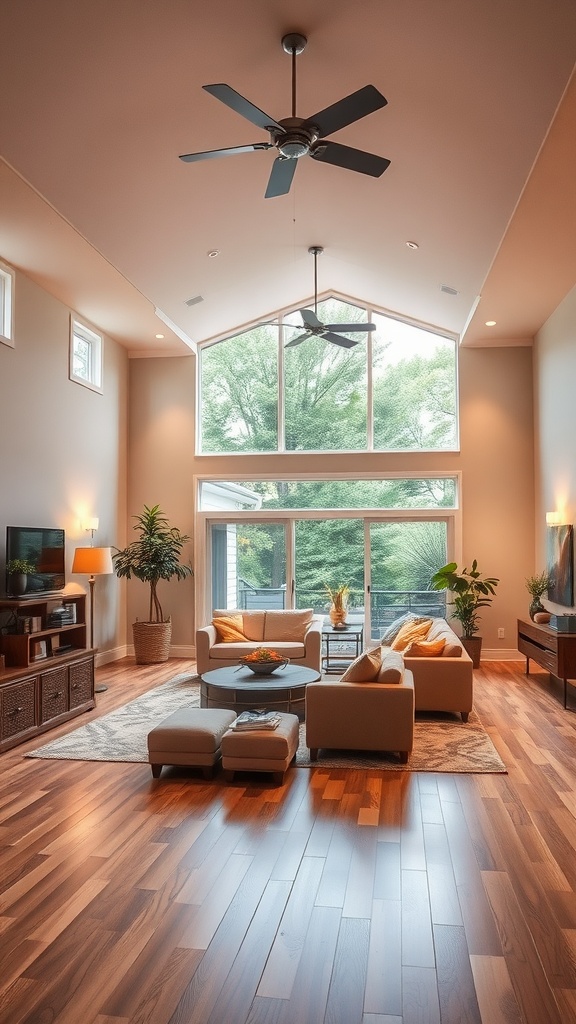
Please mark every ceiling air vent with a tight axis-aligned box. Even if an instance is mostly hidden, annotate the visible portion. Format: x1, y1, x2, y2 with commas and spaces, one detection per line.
185, 295, 203, 306
440, 284, 459, 295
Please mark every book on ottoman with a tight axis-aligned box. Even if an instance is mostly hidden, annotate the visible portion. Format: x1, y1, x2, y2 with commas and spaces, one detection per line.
232, 710, 281, 731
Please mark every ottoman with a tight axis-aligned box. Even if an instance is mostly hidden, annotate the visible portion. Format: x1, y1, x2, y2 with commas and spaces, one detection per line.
221, 712, 300, 785
147, 707, 236, 779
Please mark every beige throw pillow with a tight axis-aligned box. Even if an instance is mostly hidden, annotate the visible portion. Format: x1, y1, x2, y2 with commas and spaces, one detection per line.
264, 609, 314, 642
341, 646, 382, 682
377, 648, 405, 683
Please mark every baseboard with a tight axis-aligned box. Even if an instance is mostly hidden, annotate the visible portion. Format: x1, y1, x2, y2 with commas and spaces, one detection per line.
95, 645, 128, 667
481, 648, 521, 661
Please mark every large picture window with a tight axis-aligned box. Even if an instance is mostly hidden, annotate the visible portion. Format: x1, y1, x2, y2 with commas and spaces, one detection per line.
199, 296, 458, 454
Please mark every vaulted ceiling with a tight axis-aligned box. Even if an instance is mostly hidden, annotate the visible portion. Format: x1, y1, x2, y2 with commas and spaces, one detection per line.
0, 0, 575, 356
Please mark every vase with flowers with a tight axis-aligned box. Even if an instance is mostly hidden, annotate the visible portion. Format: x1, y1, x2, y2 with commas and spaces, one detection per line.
325, 583, 350, 629
525, 570, 552, 621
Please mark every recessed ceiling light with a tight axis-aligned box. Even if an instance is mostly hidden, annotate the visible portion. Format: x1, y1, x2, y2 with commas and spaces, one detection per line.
207, 249, 220, 258
485, 320, 497, 327
155, 333, 164, 339
406, 240, 419, 250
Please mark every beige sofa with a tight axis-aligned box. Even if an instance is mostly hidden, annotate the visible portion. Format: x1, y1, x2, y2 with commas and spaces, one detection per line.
195, 608, 323, 675
398, 617, 473, 720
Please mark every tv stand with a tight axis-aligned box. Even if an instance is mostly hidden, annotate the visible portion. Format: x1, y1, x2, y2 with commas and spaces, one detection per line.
0, 595, 95, 752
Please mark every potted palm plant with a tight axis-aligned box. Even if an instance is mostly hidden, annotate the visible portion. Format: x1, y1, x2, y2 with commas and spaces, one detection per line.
113, 504, 193, 664
430, 560, 499, 667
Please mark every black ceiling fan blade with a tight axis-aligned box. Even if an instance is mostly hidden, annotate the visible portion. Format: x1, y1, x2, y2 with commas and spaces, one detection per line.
265, 157, 298, 198
203, 84, 284, 133
300, 308, 322, 328
308, 85, 387, 139
179, 142, 273, 163
323, 331, 359, 348
285, 332, 312, 348
311, 140, 390, 178
325, 322, 376, 333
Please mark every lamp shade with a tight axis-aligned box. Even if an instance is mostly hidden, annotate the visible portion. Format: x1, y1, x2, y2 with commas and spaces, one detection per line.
72, 546, 114, 575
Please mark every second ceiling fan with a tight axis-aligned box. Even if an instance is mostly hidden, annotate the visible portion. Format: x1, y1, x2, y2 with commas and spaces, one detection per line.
284, 246, 376, 349
179, 32, 391, 198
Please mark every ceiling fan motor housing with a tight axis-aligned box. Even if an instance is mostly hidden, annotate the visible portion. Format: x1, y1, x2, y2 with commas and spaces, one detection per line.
274, 118, 318, 159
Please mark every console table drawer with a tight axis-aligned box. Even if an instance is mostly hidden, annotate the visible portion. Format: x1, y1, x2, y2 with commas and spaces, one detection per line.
1, 677, 37, 740
40, 666, 69, 722
518, 618, 558, 653
518, 636, 557, 674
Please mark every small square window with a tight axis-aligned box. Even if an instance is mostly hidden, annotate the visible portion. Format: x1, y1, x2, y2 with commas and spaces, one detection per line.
0, 259, 15, 348
70, 316, 103, 392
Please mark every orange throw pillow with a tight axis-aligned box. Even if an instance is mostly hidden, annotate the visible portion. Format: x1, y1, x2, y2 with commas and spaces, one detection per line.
404, 638, 446, 657
212, 614, 247, 643
391, 618, 433, 651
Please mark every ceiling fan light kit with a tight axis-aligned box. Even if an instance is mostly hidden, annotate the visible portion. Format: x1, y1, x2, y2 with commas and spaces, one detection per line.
180, 32, 390, 198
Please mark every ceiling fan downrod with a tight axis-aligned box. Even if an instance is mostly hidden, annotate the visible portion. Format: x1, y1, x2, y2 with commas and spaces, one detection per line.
308, 245, 323, 314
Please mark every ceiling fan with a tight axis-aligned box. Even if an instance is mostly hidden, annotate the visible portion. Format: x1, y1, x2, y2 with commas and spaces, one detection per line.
179, 32, 390, 198
284, 246, 376, 349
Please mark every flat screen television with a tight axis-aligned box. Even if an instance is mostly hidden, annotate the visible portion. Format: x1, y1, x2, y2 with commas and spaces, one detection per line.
5, 526, 65, 597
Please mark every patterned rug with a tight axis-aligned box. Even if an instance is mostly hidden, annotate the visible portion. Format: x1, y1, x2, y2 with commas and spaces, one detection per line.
25, 672, 506, 772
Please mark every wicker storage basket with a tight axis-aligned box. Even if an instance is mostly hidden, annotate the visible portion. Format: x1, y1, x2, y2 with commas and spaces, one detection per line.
132, 620, 172, 664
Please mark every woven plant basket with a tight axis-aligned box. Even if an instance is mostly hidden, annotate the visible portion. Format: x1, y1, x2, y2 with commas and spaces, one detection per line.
132, 620, 172, 664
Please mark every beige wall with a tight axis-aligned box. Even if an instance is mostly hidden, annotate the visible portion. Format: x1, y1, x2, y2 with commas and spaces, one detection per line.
0, 268, 129, 661
130, 343, 535, 657
534, 283, 576, 613
127, 356, 196, 653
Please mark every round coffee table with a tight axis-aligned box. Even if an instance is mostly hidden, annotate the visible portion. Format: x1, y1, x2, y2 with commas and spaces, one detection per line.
200, 664, 320, 720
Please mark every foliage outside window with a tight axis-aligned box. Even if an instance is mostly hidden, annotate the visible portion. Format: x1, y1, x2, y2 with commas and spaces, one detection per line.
69, 316, 103, 393
0, 260, 15, 348
199, 296, 457, 454
199, 477, 457, 511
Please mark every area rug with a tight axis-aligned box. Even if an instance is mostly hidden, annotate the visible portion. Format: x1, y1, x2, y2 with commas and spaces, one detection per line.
25, 673, 506, 773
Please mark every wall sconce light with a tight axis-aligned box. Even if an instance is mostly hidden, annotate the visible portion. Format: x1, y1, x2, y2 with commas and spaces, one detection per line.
82, 517, 100, 541
546, 512, 563, 526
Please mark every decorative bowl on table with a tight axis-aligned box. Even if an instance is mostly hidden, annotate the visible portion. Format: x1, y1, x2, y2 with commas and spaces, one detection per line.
239, 648, 289, 674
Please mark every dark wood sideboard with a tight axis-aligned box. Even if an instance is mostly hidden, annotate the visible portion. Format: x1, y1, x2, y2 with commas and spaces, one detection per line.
517, 617, 576, 709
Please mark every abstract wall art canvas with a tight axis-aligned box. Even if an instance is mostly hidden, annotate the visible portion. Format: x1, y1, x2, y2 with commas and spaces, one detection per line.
547, 524, 574, 607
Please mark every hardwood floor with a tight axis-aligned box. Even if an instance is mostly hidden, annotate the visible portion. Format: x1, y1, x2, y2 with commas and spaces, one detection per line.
2, 657, 576, 1023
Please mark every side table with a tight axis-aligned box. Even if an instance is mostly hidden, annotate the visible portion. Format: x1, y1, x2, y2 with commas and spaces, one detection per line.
322, 623, 364, 674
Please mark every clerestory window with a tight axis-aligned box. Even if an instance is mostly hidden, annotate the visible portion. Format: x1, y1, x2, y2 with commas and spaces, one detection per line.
199, 296, 458, 454
69, 316, 103, 393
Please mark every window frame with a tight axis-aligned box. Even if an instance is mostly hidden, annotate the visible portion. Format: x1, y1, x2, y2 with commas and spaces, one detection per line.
0, 259, 15, 348
69, 315, 103, 393
197, 293, 459, 456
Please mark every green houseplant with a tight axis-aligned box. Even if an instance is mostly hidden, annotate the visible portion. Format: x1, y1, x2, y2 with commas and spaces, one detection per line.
113, 504, 193, 664
6, 558, 36, 596
525, 570, 552, 621
430, 560, 499, 667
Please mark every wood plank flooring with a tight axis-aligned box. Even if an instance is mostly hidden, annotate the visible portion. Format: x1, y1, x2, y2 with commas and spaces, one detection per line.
1, 657, 576, 1023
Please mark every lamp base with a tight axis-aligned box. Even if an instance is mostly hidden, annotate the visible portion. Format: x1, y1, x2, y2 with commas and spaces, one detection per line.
95, 684, 108, 693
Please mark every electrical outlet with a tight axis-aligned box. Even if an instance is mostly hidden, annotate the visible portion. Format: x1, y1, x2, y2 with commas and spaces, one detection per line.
497, 627, 505, 639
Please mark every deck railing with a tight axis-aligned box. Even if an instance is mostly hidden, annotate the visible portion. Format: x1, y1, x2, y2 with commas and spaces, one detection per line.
237, 584, 446, 637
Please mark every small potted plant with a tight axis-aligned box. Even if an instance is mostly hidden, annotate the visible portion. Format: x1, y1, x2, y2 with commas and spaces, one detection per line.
525, 570, 552, 621
430, 560, 499, 667
325, 583, 350, 629
113, 504, 193, 664
6, 558, 36, 596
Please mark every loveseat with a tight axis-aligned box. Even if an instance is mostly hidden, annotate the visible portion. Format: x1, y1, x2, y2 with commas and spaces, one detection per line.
195, 608, 323, 676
